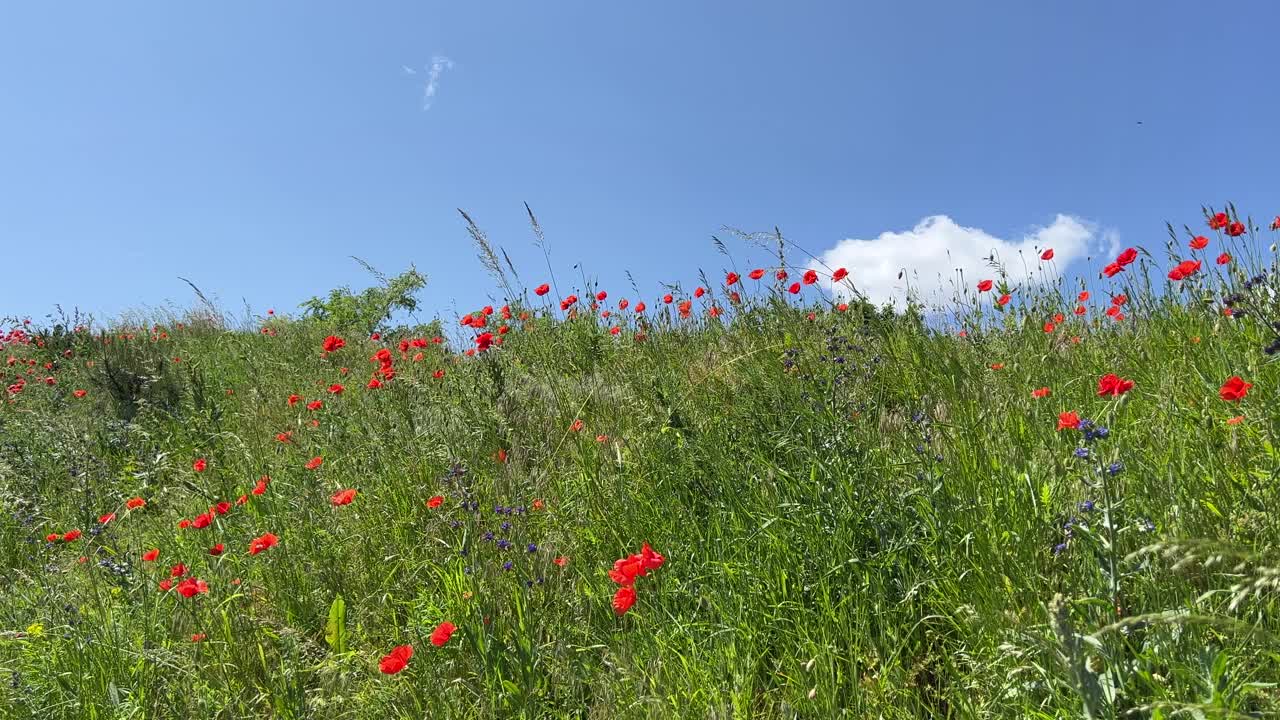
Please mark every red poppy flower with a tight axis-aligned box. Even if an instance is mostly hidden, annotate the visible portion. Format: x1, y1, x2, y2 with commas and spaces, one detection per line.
802, 269, 819, 285
612, 586, 637, 615
328, 383, 345, 395
171, 563, 187, 578
1057, 411, 1080, 431
1043, 322, 1055, 333
662, 294, 673, 304
595, 291, 607, 302
142, 548, 159, 562
209, 543, 224, 556
252, 476, 269, 495
1041, 248, 1054, 260
977, 279, 993, 292
1097, 374, 1134, 397
639, 543, 665, 571
367, 377, 382, 389
1227, 415, 1244, 426
175, 578, 208, 598
554, 555, 569, 567
125, 497, 146, 510
996, 293, 1011, 307
634, 302, 646, 313
60, 529, 81, 542
1116, 248, 1138, 266
433, 369, 445, 379
193, 513, 212, 529
832, 267, 848, 282
1219, 376, 1252, 402
305, 457, 323, 471
1226, 221, 1245, 237
158, 579, 173, 592
1167, 259, 1201, 281
990, 363, 1004, 370
1189, 235, 1209, 250
430, 621, 456, 647
331, 488, 358, 506
98, 513, 115, 524
177, 519, 191, 529
379, 644, 413, 674
322, 335, 346, 353
192, 458, 207, 473
191, 633, 206, 643
72, 389, 87, 398
475, 332, 494, 352
1208, 212, 1228, 230
618, 298, 629, 310
535, 284, 550, 296
248, 532, 279, 555
1217, 252, 1231, 265
570, 418, 584, 432
288, 394, 301, 407
214, 502, 231, 515
426, 495, 444, 509
307, 400, 323, 411
787, 282, 801, 294
1031, 387, 1051, 398
1102, 262, 1124, 278
725, 272, 739, 286
748, 268, 765, 280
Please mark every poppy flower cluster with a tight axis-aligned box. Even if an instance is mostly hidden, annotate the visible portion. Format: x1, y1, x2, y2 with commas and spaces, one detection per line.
1102, 247, 1139, 278
379, 620, 455, 675
1167, 259, 1201, 282
608, 543, 666, 615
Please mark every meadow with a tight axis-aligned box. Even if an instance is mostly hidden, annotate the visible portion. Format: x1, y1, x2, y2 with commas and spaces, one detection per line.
1, 207, 1279, 719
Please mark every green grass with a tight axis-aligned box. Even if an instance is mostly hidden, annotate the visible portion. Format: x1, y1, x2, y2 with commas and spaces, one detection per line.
2, 210, 1279, 718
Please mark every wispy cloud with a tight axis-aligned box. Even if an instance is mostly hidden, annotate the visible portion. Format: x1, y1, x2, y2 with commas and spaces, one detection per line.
418, 55, 453, 110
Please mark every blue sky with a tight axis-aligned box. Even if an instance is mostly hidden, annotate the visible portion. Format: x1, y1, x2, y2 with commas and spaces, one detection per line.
2, 2, 1277, 324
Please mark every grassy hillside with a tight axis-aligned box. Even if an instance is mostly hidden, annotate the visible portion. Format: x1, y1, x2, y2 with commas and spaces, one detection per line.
2, 209, 1279, 718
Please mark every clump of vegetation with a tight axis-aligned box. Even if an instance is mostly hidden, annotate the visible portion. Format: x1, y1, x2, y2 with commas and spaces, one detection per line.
0, 207, 1278, 719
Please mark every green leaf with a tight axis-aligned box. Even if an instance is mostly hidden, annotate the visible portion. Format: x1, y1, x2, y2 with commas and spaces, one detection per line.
325, 595, 347, 655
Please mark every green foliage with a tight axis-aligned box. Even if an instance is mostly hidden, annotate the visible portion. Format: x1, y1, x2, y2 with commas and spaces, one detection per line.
300, 265, 427, 333
325, 595, 348, 655
2, 219, 1280, 717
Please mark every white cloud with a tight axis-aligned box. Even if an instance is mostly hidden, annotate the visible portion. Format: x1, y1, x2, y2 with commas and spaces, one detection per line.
421, 55, 453, 110
813, 214, 1099, 309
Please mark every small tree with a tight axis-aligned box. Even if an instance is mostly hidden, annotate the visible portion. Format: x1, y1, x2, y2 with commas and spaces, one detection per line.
300, 263, 427, 334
